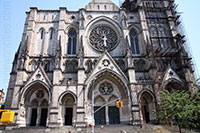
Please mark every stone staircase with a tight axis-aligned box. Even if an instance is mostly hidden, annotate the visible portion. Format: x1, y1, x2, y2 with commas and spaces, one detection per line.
2, 125, 198, 133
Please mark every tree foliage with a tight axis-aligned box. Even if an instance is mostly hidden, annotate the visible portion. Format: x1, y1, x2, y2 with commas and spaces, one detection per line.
155, 90, 200, 133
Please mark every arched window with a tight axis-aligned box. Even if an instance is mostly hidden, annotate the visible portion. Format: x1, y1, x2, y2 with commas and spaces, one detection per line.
49, 28, 54, 40
40, 28, 45, 39
67, 28, 77, 55
129, 29, 140, 54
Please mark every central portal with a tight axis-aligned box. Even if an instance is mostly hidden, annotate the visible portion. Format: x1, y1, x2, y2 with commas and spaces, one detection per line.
88, 73, 131, 126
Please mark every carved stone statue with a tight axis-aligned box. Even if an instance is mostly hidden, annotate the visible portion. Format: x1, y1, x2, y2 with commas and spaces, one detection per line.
79, 10, 85, 28
85, 59, 93, 73
54, 37, 61, 69
78, 36, 84, 69
121, 12, 127, 28
18, 53, 26, 70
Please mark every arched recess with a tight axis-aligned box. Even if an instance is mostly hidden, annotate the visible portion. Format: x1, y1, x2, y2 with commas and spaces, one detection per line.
163, 79, 185, 92
38, 28, 46, 55
21, 81, 51, 127
85, 69, 131, 125
86, 69, 129, 102
48, 27, 55, 55
129, 28, 140, 54
128, 25, 142, 55
138, 90, 156, 124
57, 91, 77, 126
85, 16, 123, 53
65, 25, 79, 56
85, 16, 122, 35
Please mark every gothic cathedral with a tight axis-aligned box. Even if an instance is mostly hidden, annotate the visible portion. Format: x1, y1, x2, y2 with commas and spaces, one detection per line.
5, 0, 196, 128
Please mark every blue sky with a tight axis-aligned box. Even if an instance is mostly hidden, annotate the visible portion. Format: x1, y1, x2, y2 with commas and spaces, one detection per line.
0, 0, 200, 99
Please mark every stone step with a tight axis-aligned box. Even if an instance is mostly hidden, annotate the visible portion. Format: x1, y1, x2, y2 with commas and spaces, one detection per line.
2, 125, 199, 133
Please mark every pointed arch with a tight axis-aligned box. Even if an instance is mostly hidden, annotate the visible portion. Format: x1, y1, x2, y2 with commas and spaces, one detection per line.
58, 91, 77, 106
129, 28, 140, 54
138, 89, 156, 124
39, 28, 45, 40
85, 69, 130, 102
57, 91, 76, 126
67, 28, 77, 55
85, 16, 122, 51
164, 80, 185, 91
49, 27, 55, 40
20, 81, 52, 105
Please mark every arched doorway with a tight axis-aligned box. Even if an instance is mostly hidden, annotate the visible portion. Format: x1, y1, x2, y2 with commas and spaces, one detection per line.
89, 79, 128, 125
61, 93, 75, 126
86, 70, 131, 125
139, 91, 155, 124
24, 83, 49, 127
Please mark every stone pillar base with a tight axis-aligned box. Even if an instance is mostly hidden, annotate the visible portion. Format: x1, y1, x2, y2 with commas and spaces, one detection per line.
75, 122, 86, 128
48, 122, 60, 128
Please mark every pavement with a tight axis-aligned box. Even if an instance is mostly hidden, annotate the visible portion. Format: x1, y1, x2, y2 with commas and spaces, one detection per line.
0, 124, 198, 133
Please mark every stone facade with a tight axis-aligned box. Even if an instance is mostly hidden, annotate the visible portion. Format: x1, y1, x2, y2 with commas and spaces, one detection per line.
5, 0, 196, 128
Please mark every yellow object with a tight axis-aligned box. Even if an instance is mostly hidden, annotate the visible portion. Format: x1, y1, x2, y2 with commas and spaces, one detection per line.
116, 100, 123, 108
0, 110, 10, 112
0, 111, 15, 124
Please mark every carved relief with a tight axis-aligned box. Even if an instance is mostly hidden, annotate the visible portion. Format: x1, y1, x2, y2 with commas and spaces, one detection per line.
102, 59, 110, 67
65, 59, 78, 73
134, 59, 146, 72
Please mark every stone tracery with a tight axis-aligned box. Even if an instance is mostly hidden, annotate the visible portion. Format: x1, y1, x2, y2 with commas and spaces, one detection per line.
99, 82, 113, 95
89, 25, 118, 52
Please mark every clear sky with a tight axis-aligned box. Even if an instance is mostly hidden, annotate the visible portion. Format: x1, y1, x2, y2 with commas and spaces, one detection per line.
0, 0, 200, 99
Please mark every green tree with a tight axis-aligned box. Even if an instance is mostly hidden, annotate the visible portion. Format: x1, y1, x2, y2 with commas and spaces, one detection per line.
155, 90, 200, 133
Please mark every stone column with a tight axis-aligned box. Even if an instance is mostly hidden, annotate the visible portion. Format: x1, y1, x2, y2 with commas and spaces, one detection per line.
76, 69, 86, 128
26, 107, 32, 126
36, 107, 41, 126
105, 106, 109, 125
126, 52, 141, 126
130, 85, 141, 126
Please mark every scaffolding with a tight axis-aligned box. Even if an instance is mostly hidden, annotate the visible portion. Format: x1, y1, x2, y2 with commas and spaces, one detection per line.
121, 0, 199, 80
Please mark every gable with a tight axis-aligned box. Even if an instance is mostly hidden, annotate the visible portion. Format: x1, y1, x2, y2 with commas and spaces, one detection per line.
23, 64, 52, 89
85, 51, 128, 84
162, 66, 184, 86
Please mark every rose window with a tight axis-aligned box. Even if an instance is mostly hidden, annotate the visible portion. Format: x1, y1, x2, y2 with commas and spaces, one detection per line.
99, 82, 113, 95
89, 25, 118, 52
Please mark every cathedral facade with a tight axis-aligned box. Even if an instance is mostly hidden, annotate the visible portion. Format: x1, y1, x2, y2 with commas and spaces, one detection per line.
5, 0, 196, 128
